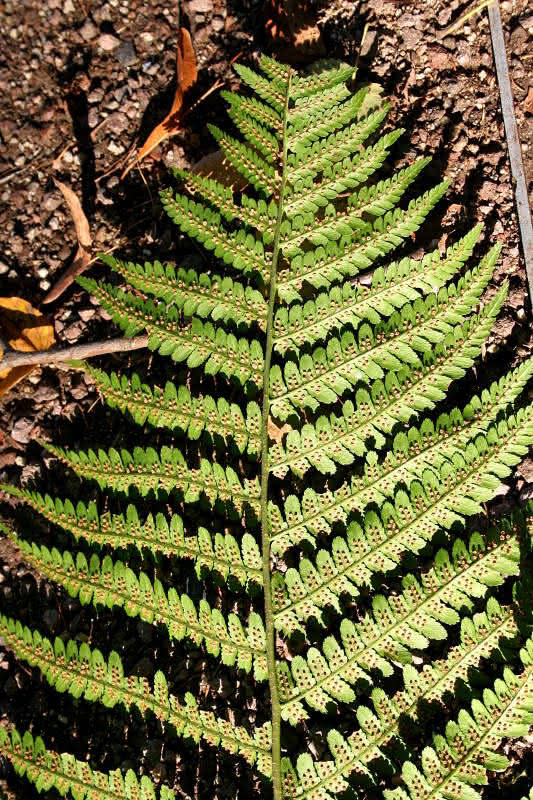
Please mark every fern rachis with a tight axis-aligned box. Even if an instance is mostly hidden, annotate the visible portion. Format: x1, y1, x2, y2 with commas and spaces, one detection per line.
1, 54, 533, 800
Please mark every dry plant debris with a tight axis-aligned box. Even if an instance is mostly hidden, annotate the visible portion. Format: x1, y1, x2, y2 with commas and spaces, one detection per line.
42, 179, 92, 304
0, 298, 55, 397
121, 27, 198, 178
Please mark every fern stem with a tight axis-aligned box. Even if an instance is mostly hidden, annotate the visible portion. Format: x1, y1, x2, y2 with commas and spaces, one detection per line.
260, 68, 292, 800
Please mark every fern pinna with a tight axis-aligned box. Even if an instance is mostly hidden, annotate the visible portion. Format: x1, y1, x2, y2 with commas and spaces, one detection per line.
2, 54, 533, 800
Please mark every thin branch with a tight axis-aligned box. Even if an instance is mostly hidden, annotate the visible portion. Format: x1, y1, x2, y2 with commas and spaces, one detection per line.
0, 335, 149, 371
438, 0, 495, 38
488, 1, 533, 307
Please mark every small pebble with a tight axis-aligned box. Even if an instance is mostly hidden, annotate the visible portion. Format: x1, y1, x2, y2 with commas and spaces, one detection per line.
11, 418, 35, 444
80, 19, 98, 41
42, 193, 62, 212
98, 33, 120, 51
88, 87, 104, 104
116, 40, 137, 66
189, 0, 212, 11
108, 140, 125, 155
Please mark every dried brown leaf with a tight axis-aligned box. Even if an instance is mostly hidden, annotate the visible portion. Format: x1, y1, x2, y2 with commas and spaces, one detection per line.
0, 297, 55, 396
192, 149, 249, 191
0, 366, 35, 397
268, 417, 291, 444
524, 86, 533, 115
134, 28, 197, 166
42, 250, 92, 305
42, 180, 92, 304
53, 178, 91, 249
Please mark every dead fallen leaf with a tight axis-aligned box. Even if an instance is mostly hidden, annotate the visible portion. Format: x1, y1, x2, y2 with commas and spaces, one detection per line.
265, 0, 325, 63
0, 366, 38, 398
42, 179, 92, 304
356, 82, 384, 119
191, 149, 249, 191
268, 417, 292, 444
0, 297, 55, 397
518, 456, 533, 482
0, 297, 55, 354
524, 86, 533, 115
122, 27, 197, 179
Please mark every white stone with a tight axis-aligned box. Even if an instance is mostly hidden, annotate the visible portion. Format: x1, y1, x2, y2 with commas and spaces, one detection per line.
98, 33, 120, 51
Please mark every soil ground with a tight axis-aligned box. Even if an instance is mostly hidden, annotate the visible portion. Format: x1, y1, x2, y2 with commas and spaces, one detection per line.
0, 1, 532, 798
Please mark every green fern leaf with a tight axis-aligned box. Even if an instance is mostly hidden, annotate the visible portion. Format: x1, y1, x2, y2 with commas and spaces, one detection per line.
101, 253, 267, 327
85, 365, 261, 453
277, 527, 520, 723
0, 615, 271, 773
0, 727, 176, 800
3, 54, 533, 800
1, 486, 263, 589
1, 524, 267, 678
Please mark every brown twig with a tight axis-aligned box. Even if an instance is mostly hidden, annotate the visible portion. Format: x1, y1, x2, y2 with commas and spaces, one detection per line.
488, 1, 533, 307
0, 335, 149, 370
438, 0, 495, 38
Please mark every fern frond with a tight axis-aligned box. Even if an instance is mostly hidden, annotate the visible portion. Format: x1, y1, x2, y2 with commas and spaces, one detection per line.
227, 110, 279, 161
270, 389, 532, 557
277, 528, 520, 722
280, 158, 431, 258
6, 54, 533, 800
173, 168, 277, 234
286, 104, 391, 187
276, 181, 450, 303
274, 473, 521, 633
1, 486, 263, 590
284, 129, 404, 216
258, 54, 292, 84
0, 616, 271, 775
288, 82, 353, 127
270, 285, 507, 477
100, 254, 267, 328
208, 124, 280, 196
281, 591, 522, 799
1, 526, 267, 678
44, 443, 261, 516
271, 362, 533, 623
270, 249, 500, 420
232, 63, 285, 111
288, 61, 355, 97
220, 89, 283, 132
383, 640, 533, 800
85, 366, 261, 455
0, 727, 175, 800
161, 191, 271, 280
272, 344, 530, 489
273, 225, 483, 354
78, 279, 264, 387
287, 92, 370, 153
